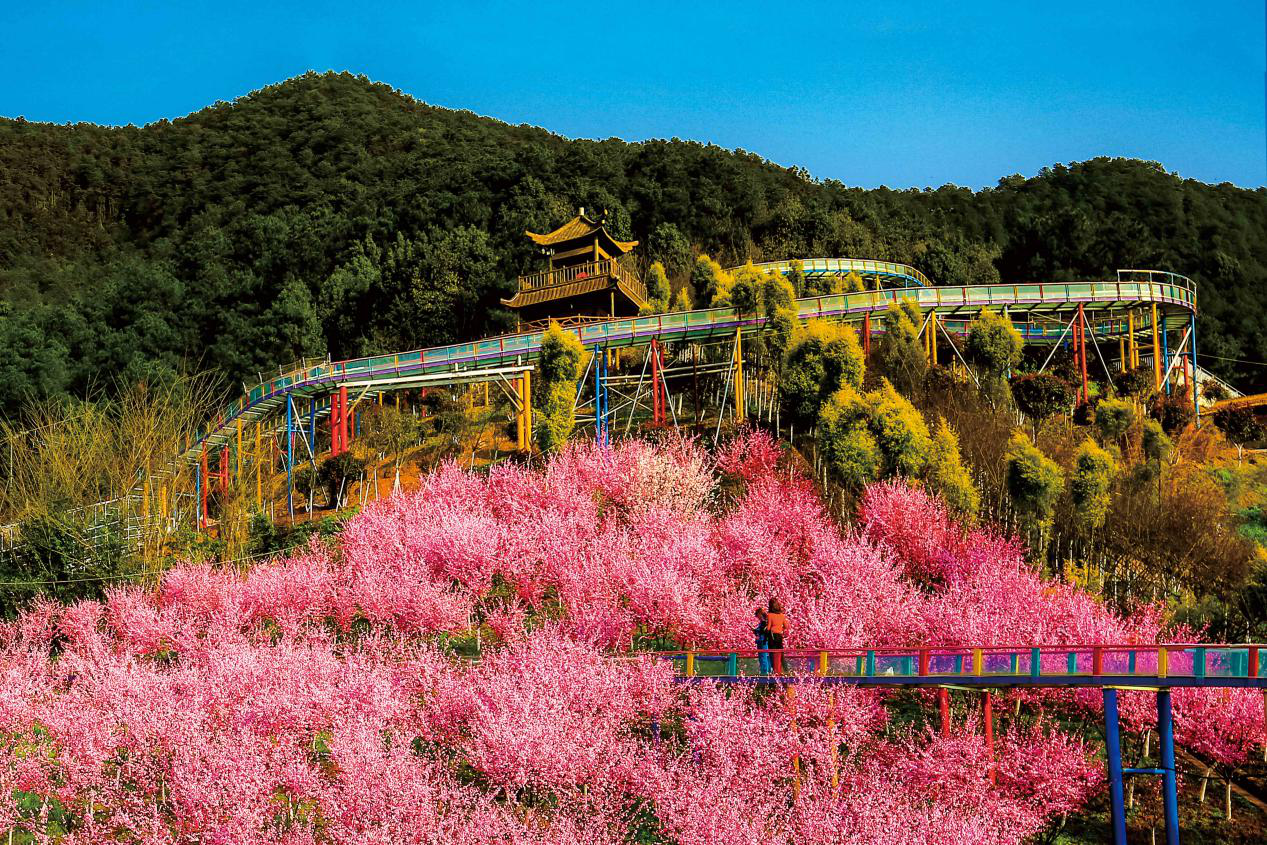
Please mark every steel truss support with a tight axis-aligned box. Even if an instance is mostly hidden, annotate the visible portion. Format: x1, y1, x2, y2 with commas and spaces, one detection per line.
1103, 688, 1180, 845
651, 339, 667, 427
1037, 311, 1079, 374
1079, 308, 1112, 391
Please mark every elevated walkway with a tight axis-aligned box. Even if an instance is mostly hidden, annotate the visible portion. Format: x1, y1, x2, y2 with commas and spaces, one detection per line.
186, 262, 1197, 457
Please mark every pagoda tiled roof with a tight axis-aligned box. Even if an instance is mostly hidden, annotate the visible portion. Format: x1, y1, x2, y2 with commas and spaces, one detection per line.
525, 214, 638, 252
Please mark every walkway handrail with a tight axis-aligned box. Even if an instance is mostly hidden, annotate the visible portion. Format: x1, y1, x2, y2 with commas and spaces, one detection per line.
657, 642, 1264, 685
735, 257, 931, 288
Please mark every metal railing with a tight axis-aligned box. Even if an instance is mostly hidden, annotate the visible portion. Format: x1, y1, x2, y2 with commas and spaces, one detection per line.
740, 257, 931, 288
661, 643, 1266, 687
515, 258, 640, 294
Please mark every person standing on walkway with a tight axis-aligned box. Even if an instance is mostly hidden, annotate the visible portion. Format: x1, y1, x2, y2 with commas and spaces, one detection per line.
766, 598, 788, 674
753, 608, 772, 675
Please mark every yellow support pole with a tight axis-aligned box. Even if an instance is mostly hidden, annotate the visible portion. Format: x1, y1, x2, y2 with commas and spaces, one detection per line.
515, 377, 524, 451
1151, 304, 1161, 391
972, 648, 984, 676
523, 370, 532, 451
235, 419, 243, 483
930, 312, 938, 366
142, 479, 151, 520
685, 651, 695, 677
254, 422, 262, 510
1128, 310, 1137, 368
1119, 336, 1126, 373
159, 482, 168, 523
1158, 646, 1168, 678
818, 651, 829, 676
734, 328, 745, 420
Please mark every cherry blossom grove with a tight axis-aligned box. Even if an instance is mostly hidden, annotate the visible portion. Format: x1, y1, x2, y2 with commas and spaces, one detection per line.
0, 431, 1259, 843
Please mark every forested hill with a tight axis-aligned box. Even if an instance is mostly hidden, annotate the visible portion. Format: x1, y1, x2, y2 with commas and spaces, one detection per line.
1, 70, 1264, 417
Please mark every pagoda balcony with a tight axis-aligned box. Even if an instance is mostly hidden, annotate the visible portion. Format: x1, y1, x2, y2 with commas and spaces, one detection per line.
504, 257, 647, 310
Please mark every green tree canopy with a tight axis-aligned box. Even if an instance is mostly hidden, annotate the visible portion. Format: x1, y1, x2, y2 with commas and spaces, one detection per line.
1005, 431, 1065, 526
1010, 372, 1075, 427
1070, 438, 1116, 532
876, 300, 927, 397
780, 319, 865, 426
966, 308, 1023, 378
534, 322, 586, 454
924, 418, 980, 519
1094, 397, 1137, 444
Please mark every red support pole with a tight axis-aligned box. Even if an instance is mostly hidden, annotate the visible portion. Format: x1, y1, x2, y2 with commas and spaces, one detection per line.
863, 312, 871, 359
199, 447, 209, 529
1092, 646, 1103, 676
1250, 646, 1260, 679
220, 446, 229, 491
331, 391, 342, 456
918, 648, 931, 676
938, 688, 950, 737
339, 385, 349, 455
659, 343, 668, 426
1077, 304, 1089, 404
983, 691, 997, 785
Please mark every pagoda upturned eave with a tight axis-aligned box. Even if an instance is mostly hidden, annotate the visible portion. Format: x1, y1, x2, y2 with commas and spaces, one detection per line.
524, 214, 638, 255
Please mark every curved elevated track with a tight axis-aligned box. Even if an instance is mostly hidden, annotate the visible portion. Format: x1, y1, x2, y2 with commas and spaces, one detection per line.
187, 262, 1197, 457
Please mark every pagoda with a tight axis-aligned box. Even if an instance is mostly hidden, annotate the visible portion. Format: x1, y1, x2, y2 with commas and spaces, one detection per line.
502, 210, 647, 328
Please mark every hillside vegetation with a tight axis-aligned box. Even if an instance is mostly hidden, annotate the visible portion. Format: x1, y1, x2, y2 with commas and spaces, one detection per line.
1, 71, 1265, 418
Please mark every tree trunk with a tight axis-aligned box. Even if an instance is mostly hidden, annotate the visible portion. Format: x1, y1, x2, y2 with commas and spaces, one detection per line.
1199, 765, 1212, 802
1225, 778, 1233, 820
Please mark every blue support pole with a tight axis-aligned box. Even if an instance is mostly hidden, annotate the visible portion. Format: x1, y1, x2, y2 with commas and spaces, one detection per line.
1030, 647, 1042, 680
594, 346, 603, 446
309, 399, 316, 449
597, 347, 610, 447
285, 394, 295, 519
1189, 313, 1199, 423
1158, 690, 1180, 845
1104, 689, 1128, 845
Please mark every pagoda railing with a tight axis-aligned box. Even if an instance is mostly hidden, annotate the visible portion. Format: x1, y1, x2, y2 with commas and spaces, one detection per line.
515, 258, 646, 302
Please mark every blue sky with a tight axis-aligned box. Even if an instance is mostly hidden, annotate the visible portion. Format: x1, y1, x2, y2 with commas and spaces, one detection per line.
2, 1, 1264, 189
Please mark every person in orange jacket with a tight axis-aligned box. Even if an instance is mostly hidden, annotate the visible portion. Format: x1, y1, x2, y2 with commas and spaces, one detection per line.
766, 597, 788, 675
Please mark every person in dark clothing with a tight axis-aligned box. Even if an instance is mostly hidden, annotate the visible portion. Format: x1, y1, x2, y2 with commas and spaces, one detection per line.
766, 597, 788, 674
754, 608, 772, 675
